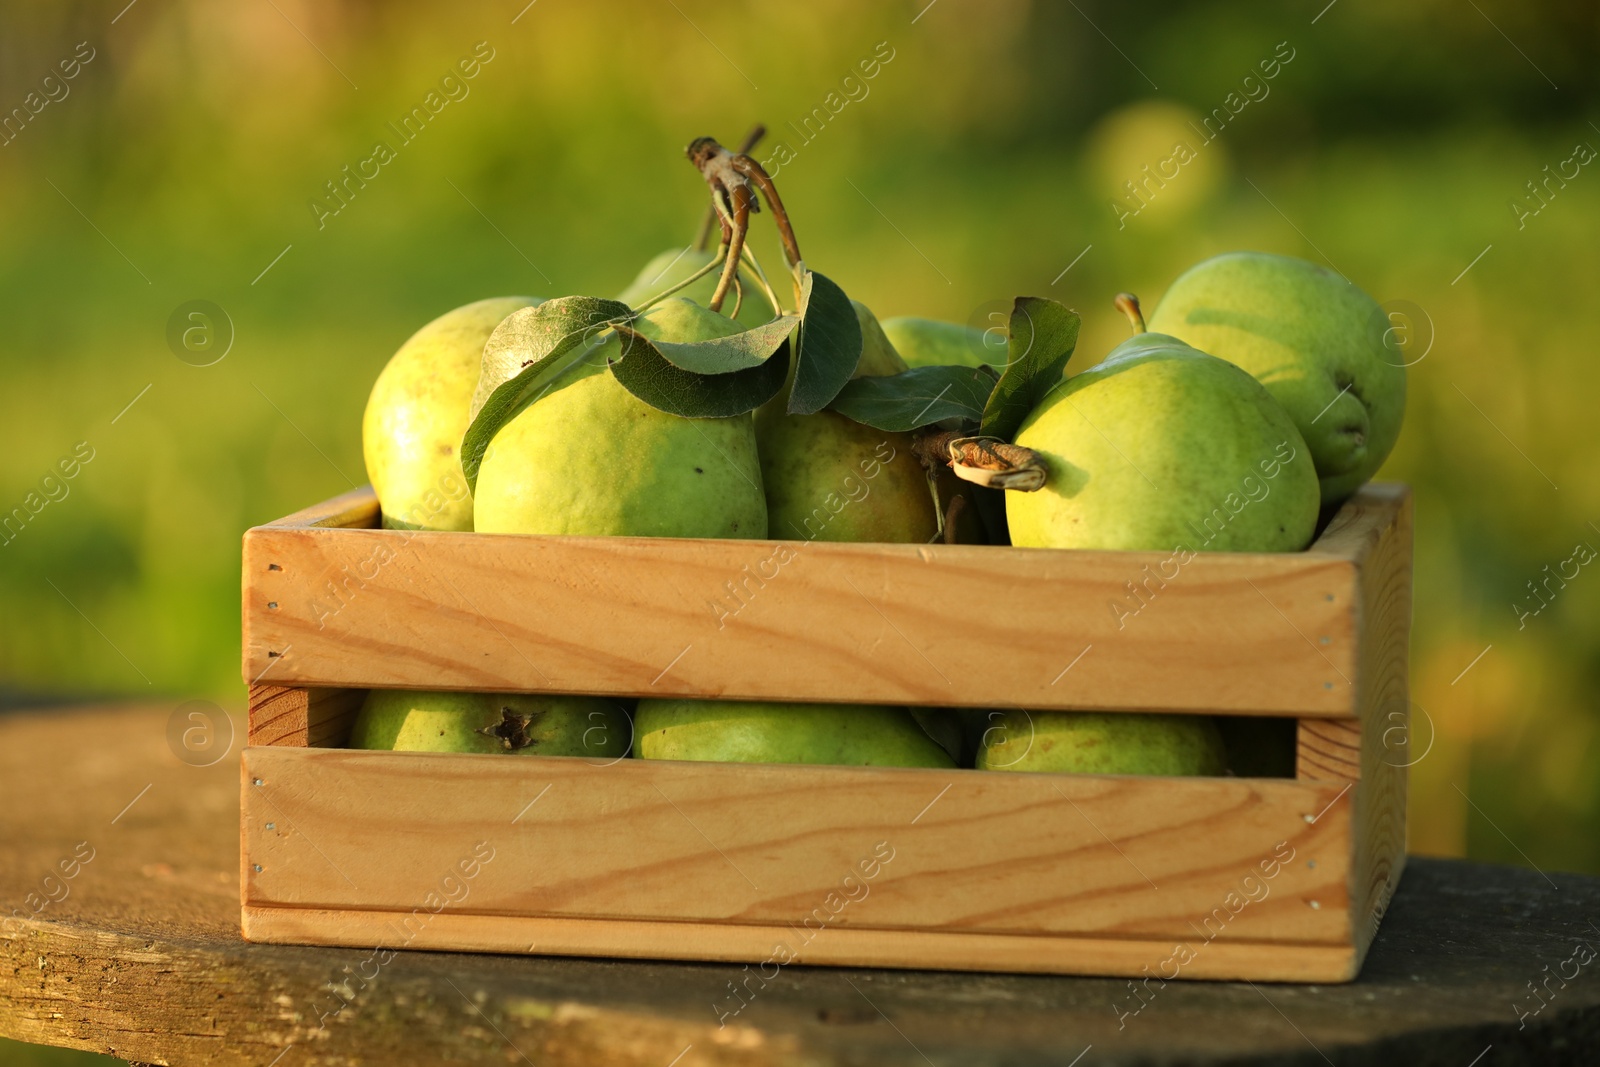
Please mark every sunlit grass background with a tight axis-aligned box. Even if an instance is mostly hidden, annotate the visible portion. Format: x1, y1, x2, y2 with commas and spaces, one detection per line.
1, 0, 1597, 987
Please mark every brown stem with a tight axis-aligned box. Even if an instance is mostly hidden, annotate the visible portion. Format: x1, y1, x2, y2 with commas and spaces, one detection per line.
708, 183, 754, 312
914, 431, 1047, 492
1114, 292, 1146, 334
729, 154, 802, 269
695, 124, 765, 251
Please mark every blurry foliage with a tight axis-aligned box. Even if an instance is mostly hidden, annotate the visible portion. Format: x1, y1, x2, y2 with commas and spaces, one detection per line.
0, 0, 1597, 890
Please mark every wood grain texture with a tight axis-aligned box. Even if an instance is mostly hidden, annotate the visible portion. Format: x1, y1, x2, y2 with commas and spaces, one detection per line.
1346, 488, 1412, 970
8, 705, 1589, 1067
241, 745, 1355, 978
240, 906, 1358, 983
247, 684, 364, 747
238, 487, 1413, 716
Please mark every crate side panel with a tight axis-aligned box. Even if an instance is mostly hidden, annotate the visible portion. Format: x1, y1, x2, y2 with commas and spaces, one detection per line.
1348, 488, 1412, 965
242, 527, 1360, 715
242, 747, 1353, 946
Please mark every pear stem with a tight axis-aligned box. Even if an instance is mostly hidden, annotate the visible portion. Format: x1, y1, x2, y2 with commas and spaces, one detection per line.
688, 136, 805, 309
913, 432, 1048, 492
694, 124, 765, 252
632, 244, 727, 312
739, 242, 785, 318
1114, 292, 1146, 335
707, 184, 753, 312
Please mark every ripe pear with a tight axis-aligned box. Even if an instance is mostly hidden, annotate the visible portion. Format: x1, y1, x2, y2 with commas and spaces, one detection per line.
635, 698, 955, 768
977, 710, 1225, 776
1147, 252, 1406, 504
350, 689, 630, 758
1006, 331, 1320, 552
755, 301, 940, 543
617, 247, 773, 329
363, 296, 539, 530
473, 298, 768, 538
880, 316, 996, 369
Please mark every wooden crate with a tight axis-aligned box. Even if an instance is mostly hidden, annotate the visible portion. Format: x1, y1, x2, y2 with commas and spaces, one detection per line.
239, 483, 1411, 982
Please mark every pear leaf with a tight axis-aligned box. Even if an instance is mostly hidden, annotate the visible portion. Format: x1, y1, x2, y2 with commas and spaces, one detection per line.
469, 296, 633, 420
609, 327, 790, 418
790, 269, 862, 415
978, 296, 1082, 441
826, 364, 999, 432
647, 314, 800, 374
460, 296, 632, 490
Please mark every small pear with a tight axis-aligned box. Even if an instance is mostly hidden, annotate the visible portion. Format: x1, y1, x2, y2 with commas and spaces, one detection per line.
1006, 326, 1320, 553
473, 298, 768, 539
635, 698, 956, 768
363, 297, 539, 530
350, 689, 631, 758
617, 247, 774, 329
755, 301, 939, 543
1147, 252, 1406, 504
880, 316, 996, 369
977, 710, 1225, 776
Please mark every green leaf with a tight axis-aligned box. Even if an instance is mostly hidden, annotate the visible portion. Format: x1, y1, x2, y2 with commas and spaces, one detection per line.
460, 296, 632, 490
648, 315, 800, 374
609, 327, 790, 418
790, 269, 862, 415
979, 296, 1082, 441
826, 364, 998, 432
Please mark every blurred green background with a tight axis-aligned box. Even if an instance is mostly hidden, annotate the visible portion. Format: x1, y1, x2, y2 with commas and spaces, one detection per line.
0, 2, 1596, 1052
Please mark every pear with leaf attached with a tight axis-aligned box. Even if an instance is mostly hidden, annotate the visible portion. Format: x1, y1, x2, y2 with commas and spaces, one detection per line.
363, 297, 539, 530
350, 689, 630, 758
754, 301, 940, 543
1006, 295, 1320, 553
473, 298, 769, 539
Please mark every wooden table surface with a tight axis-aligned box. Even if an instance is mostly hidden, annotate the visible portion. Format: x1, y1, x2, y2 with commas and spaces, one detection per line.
3, 704, 1597, 1066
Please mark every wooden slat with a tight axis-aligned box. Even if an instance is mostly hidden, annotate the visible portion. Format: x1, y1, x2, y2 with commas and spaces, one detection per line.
246, 685, 364, 747
236, 489, 1412, 716
1345, 488, 1412, 970
241, 906, 1359, 983
259, 485, 381, 529
242, 747, 1353, 954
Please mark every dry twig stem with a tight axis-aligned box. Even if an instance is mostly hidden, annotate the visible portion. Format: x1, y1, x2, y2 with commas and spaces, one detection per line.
914, 431, 1048, 492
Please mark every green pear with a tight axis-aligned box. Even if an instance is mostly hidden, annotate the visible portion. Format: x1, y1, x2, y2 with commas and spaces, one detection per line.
363, 297, 540, 531
473, 298, 768, 538
880, 316, 997, 369
617, 247, 773, 329
635, 698, 955, 767
1006, 331, 1320, 552
1147, 252, 1406, 504
755, 301, 939, 543
910, 708, 965, 764
977, 710, 1225, 776
350, 689, 630, 758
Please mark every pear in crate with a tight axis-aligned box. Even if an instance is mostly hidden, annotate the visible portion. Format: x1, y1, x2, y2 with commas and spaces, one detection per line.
617, 247, 773, 329
881, 316, 995, 369
635, 699, 955, 768
977, 710, 1225, 776
1147, 252, 1406, 504
755, 301, 940, 543
473, 298, 768, 539
363, 296, 539, 530
1006, 324, 1319, 553
350, 689, 630, 758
